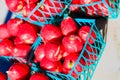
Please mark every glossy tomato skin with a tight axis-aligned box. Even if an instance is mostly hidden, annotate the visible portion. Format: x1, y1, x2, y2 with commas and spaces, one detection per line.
62, 34, 83, 53
44, 43, 64, 61
60, 17, 78, 36
15, 22, 37, 44
5, 0, 25, 12
0, 39, 13, 56
7, 63, 30, 80
41, 24, 63, 43
40, 57, 62, 72
30, 73, 49, 80
7, 18, 23, 36
34, 44, 45, 62
78, 26, 96, 44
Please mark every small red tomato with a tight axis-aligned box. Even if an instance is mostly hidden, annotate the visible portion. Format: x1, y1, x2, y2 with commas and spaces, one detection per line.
41, 24, 63, 43
60, 17, 78, 36
62, 34, 83, 53
7, 18, 23, 36
16, 22, 37, 44
78, 25, 96, 44
0, 39, 13, 56
44, 43, 64, 61
5, 0, 25, 12
30, 73, 49, 80
7, 63, 30, 80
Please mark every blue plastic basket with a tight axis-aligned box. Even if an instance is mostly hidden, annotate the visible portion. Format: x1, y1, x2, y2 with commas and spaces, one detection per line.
0, 19, 106, 80
15, 0, 70, 26
69, 0, 119, 18
30, 18, 106, 80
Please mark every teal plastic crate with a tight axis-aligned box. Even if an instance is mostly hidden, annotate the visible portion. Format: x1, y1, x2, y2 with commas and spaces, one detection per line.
69, 0, 119, 19
0, 18, 106, 80
30, 18, 106, 80
15, 0, 70, 26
